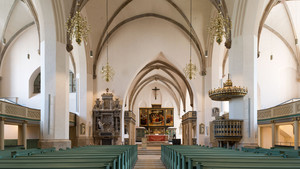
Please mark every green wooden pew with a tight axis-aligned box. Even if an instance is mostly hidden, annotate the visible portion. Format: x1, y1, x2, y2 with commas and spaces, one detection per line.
161, 145, 300, 169
0, 145, 137, 169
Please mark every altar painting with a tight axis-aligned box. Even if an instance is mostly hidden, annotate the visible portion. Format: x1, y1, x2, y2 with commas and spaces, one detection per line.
140, 109, 148, 126
166, 109, 174, 126
149, 110, 164, 126
139, 107, 174, 129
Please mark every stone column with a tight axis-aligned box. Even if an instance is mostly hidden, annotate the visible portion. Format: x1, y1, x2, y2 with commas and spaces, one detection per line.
189, 122, 193, 145
18, 125, 23, 145
228, 0, 265, 148
0, 117, 4, 150
22, 121, 27, 149
258, 126, 261, 147
294, 118, 299, 150
271, 121, 276, 148
35, 0, 70, 150
182, 123, 185, 145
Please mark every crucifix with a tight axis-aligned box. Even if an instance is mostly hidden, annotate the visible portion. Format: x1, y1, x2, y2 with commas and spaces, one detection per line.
152, 87, 160, 100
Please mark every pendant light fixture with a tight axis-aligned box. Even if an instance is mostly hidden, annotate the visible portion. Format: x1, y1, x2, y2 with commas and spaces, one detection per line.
208, 2, 231, 46
183, 0, 197, 80
101, 0, 114, 82
66, 0, 90, 45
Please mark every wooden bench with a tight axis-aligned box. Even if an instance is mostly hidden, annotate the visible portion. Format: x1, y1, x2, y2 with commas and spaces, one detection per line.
161, 145, 300, 169
0, 145, 137, 169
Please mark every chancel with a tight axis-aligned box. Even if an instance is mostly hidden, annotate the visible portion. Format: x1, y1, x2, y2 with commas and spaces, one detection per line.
1, 0, 300, 168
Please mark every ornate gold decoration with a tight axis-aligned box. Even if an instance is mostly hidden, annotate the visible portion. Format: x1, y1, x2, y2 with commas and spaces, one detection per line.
208, 74, 248, 101
101, 0, 114, 82
184, 60, 197, 80
208, 11, 231, 45
66, 2, 90, 45
183, 0, 197, 80
101, 62, 114, 82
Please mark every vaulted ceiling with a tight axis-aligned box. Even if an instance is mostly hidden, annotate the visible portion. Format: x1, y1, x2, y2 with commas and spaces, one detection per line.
0, 0, 39, 68
259, 0, 300, 65
80, 0, 215, 77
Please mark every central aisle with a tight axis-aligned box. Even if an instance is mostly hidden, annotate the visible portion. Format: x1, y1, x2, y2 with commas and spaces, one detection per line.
134, 146, 166, 169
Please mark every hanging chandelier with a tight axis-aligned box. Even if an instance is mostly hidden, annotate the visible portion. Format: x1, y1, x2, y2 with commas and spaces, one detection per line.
184, 60, 197, 80
183, 0, 197, 80
208, 74, 248, 101
208, 10, 231, 45
101, 61, 114, 82
101, 0, 114, 82
66, 1, 90, 45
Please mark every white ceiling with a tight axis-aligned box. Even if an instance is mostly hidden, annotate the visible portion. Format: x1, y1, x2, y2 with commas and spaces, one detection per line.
0, 0, 34, 44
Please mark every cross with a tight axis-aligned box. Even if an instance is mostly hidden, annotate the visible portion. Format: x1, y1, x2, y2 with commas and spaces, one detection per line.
152, 87, 160, 100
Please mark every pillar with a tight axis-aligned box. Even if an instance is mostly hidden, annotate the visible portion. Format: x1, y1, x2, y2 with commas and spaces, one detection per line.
294, 118, 299, 150
258, 126, 261, 147
271, 121, 276, 148
22, 121, 27, 149
18, 125, 23, 145
189, 122, 193, 145
37, 0, 70, 150
0, 117, 4, 150
228, 0, 265, 147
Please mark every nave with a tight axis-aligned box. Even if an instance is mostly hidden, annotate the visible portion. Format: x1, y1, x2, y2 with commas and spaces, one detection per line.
1, 145, 300, 169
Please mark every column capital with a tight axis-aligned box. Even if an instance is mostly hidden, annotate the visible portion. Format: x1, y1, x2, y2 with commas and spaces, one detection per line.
23, 120, 28, 124
270, 120, 275, 123
0, 117, 5, 121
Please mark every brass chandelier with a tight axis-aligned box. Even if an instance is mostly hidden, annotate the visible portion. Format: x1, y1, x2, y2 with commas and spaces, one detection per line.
183, 0, 197, 80
66, 1, 90, 45
208, 74, 248, 101
208, 10, 231, 45
101, 0, 114, 82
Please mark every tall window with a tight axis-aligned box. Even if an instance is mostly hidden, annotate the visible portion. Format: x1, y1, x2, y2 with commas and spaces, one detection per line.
69, 71, 76, 93
33, 73, 41, 93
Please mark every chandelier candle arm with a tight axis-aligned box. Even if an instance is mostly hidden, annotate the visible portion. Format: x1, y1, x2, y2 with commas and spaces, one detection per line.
208, 74, 248, 101
183, 0, 198, 80
208, 5, 231, 45
101, 0, 115, 82
66, 1, 90, 45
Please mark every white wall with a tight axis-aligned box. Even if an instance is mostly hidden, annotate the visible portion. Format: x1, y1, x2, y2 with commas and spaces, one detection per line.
4, 124, 18, 139
0, 26, 79, 113
258, 28, 299, 109
260, 126, 272, 148
95, 18, 201, 99
27, 126, 40, 139
0, 26, 41, 109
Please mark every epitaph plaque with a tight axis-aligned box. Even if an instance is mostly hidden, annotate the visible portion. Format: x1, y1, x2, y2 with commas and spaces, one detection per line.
93, 89, 121, 145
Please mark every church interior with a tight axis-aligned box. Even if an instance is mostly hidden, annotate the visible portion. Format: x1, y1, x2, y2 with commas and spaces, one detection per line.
1, 0, 300, 168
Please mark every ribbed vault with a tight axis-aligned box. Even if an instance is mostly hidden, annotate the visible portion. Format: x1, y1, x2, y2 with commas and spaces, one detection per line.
127, 54, 194, 112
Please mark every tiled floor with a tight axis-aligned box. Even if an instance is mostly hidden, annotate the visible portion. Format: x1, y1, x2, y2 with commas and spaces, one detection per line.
134, 146, 166, 169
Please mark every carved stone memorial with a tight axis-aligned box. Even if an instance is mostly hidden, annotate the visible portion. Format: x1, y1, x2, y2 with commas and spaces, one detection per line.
93, 89, 121, 145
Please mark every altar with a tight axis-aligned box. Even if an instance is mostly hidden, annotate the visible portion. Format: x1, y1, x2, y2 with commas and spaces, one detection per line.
146, 135, 168, 142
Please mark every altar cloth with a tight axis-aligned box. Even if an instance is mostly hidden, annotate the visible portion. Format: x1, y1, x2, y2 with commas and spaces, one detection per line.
147, 135, 168, 141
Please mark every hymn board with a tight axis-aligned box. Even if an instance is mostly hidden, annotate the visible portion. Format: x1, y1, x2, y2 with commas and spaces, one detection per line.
139, 104, 174, 134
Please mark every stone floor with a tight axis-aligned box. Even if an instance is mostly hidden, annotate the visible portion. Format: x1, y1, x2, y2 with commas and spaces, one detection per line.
133, 146, 166, 169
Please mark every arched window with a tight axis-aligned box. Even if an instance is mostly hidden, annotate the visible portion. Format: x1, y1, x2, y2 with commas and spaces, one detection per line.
33, 73, 41, 93
69, 71, 76, 93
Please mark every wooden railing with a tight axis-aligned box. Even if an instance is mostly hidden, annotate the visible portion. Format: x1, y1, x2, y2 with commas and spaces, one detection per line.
0, 100, 76, 123
258, 100, 300, 120
182, 111, 196, 121
213, 119, 243, 141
